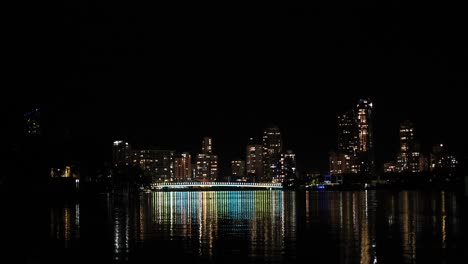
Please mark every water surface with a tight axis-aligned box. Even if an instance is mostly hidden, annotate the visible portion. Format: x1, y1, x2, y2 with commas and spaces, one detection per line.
3, 190, 463, 263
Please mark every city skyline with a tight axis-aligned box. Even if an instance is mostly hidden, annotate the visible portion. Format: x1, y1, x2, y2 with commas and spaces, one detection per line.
6, 5, 466, 176
109, 99, 460, 181
6, 95, 467, 176
107, 98, 461, 181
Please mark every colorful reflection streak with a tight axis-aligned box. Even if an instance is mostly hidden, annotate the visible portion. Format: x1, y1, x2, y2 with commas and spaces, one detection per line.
142, 191, 296, 262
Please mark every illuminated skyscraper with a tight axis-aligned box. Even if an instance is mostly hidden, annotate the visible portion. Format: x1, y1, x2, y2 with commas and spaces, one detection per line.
131, 150, 154, 171
131, 149, 175, 182
337, 111, 359, 173
330, 98, 375, 176
356, 99, 375, 174
196, 138, 218, 181
202, 137, 213, 154
276, 150, 297, 183
24, 108, 41, 135
397, 120, 415, 172
196, 154, 218, 181
390, 121, 429, 173
112, 140, 131, 166
246, 144, 264, 182
263, 126, 282, 181
175, 152, 192, 181
338, 111, 359, 154
152, 150, 175, 181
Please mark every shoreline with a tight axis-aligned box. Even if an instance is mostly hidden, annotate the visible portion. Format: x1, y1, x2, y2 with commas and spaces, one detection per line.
1, 183, 465, 197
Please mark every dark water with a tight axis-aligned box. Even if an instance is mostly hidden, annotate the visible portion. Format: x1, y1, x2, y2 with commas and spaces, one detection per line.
2, 190, 465, 263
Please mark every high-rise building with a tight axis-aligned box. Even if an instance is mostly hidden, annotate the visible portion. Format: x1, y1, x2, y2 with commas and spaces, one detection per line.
202, 137, 213, 154
196, 138, 218, 181
175, 152, 192, 181
330, 99, 374, 176
196, 154, 218, 181
391, 121, 429, 173
246, 144, 264, 182
337, 111, 359, 173
338, 111, 359, 155
131, 149, 155, 171
231, 160, 245, 178
330, 152, 347, 175
196, 155, 208, 179
263, 126, 282, 181
112, 140, 131, 166
276, 150, 297, 183
24, 108, 41, 135
397, 120, 415, 172
131, 149, 175, 182
356, 99, 375, 174
155, 150, 175, 181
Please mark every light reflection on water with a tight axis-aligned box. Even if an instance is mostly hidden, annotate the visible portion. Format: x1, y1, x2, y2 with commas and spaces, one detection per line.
49, 202, 80, 248
141, 191, 297, 262
44, 190, 462, 263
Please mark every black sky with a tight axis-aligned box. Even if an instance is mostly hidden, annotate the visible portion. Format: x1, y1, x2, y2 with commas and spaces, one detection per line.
7, 4, 467, 174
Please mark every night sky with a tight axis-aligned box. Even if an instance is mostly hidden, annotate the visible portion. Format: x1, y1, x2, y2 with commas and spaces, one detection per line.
7, 4, 467, 174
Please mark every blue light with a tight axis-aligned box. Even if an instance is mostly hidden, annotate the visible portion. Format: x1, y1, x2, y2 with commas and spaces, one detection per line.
317, 185, 325, 189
